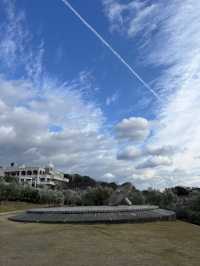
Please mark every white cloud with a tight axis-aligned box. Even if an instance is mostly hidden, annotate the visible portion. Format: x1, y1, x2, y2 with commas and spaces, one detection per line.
116, 117, 150, 141
146, 145, 177, 157
102, 172, 115, 181
0, 1, 146, 187
103, 0, 162, 40
1, 0, 200, 189
136, 156, 172, 169
103, 1, 141, 30
117, 144, 177, 161
0, 99, 7, 113
0, 0, 44, 83
106, 91, 119, 106
104, 0, 200, 188
0, 75, 133, 181
0, 0, 26, 67
117, 146, 141, 161
147, 0, 200, 180
0, 126, 16, 143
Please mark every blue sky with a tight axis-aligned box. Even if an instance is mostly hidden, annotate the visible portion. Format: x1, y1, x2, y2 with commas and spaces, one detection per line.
9, 0, 157, 122
0, 0, 200, 189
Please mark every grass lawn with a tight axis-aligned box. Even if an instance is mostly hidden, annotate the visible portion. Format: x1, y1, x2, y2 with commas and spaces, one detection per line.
0, 201, 48, 213
0, 214, 199, 266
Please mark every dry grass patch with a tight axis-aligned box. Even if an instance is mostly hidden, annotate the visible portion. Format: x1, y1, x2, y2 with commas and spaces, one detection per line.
0, 214, 200, 266
0, 201, 48, 213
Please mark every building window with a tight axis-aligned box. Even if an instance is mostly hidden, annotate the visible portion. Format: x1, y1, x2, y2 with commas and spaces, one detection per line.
21, 171, 26, 176
33, 170, 38, 175
27, 171, 32, 176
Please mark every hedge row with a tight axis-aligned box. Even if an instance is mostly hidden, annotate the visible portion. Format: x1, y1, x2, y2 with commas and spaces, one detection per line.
0, 182, 64, 205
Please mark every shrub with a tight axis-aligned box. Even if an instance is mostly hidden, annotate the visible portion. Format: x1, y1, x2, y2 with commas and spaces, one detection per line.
0, 182, 64, 205
0, 176, 4, 183
51, 190, 64, 205
175, 207, 189, 219
0, 182, 20, 201
4, 175, 19, 184
0, 182, 8, 201
129, 191, 145, 205
82, 186, 113, 206
39, 189, 64, 205
64, 189, 82, 206
143, 189, 163, 206
189, 194, 200, 212
20, 186, 40, 203
172, 186, 190, 196
160, 189, 177, 209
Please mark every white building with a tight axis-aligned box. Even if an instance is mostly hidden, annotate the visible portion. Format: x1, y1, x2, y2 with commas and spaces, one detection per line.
3, 163, 69, 188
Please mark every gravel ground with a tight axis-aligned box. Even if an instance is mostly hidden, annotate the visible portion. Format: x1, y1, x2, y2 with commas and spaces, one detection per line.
0, 214, 200, 266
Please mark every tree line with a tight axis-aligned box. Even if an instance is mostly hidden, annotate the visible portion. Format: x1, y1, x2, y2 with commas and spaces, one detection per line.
1, 174, 200, 225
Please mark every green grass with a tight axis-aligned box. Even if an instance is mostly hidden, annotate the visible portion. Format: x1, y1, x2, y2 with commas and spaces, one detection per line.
0, 201, 47, 213
0, 214, 200, 266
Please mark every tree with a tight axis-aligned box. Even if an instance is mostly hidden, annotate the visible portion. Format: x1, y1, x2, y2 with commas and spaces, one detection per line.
143, 189, 163, 206
64, 190, 82, 206
190, 194, 200, 212
82, 186, 113, 206
129, 191, 145, 205
39, 189, 64, 205
172, 186, 190, 196
4, 175, 18, 184
160, 189, 177, 208
65, 174, 97, 189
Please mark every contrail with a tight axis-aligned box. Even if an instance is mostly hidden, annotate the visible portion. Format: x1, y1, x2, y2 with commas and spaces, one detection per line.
61, 0, 160, 101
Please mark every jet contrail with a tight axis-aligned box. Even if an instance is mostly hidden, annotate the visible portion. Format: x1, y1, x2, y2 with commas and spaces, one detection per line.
61, 0, 160, 101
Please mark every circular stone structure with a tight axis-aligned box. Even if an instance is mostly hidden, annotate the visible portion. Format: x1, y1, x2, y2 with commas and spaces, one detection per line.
9, 205, 176, 224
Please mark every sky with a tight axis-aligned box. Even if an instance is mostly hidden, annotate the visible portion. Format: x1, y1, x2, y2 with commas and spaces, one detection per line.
0, 0, 200, 189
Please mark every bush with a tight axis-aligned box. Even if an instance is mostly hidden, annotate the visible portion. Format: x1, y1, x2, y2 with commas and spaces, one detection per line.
0, 176, 4, 183
187, 211, 200, 225
189, 194, 200, 212
172, 186, 190, 196
4, 175, 19, 184
0, 183, 9, 201
0, 182, 64, 205
82, 186, 113, 206
64, 190, 82, 206
175, 207, 189, 219
19, 186, 40, 203
160, 189, 177, 209
0, 183, 20, 201
38, 189, 64, 205
129, 191, 145, 205
175, 207, 200, 225
143, 189, 163, 206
